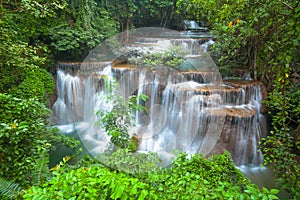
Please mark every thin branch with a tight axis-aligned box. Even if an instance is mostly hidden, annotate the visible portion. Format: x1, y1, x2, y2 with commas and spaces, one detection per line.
281, 0, 294, 11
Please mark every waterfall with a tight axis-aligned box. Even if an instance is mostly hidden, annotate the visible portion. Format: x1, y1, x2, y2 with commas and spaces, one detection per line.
51, 29, 266, 166
52, 66, 265, 166
51, 69, 84, 124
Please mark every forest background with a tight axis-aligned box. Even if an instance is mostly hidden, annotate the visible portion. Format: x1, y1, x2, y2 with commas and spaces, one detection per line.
0, 0, 299, 199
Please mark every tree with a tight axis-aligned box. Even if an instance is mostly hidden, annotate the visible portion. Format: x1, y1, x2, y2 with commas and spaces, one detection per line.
49, 0, 117, 60
96, 78, 147, 150
134, 0, 179, 29
98, 0, 182, 31
98, 0, 137, 32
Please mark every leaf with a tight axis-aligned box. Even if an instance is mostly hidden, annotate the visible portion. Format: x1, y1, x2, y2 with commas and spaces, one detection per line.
111, 183, 124, 199
130, 184, 138, 195
269, 189, 279, 194
0, 177, 23, 198
138, 190, 148, 200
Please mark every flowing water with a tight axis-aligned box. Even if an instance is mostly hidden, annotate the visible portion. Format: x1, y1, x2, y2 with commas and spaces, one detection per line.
51, 28, 266, 168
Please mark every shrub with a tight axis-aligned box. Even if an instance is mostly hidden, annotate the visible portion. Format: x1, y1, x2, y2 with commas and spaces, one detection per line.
0, 94, 79, 188
23, 152, 279, 199
23, 156, 156, 200
0, 26, 54, 105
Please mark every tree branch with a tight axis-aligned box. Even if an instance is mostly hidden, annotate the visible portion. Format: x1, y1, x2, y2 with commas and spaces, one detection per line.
280, 0, 294, 11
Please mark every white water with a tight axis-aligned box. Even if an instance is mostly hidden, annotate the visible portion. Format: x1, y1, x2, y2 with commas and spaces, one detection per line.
52, 68, 265, 166
51, 35, 266, 166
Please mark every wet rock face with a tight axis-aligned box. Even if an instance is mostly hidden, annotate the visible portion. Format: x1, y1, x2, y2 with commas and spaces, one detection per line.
208, 110, 263, 165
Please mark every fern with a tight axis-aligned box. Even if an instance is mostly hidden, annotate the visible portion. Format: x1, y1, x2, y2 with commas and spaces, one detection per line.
0, 150, 51, 199
0, 177, 23, 199
31, 149, 51, 185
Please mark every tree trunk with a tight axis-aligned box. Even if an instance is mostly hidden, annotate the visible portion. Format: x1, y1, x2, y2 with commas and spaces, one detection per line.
0, 0, 2, 19
253, 48, 257, 81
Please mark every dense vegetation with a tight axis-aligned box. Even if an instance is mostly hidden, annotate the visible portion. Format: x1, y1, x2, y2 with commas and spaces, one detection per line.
0, 0, 299, 199
23, 152, 279, 200
0, 94, 79, 188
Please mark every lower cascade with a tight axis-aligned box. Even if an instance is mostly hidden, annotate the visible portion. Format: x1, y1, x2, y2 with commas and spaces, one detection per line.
51, 28, 266, 166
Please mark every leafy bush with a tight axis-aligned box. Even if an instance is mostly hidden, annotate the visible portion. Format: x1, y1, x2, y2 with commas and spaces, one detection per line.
0, 25, 54, 104
23, 151, 279, 199
0, 94, 79, 188
152, 152, 279, 199
8, 67, 54, 104
261, 65, 300, 199
97, 148, 161, 176
128, 45, 188, 69
0, 94, 49, 187
23, 155, 156, 200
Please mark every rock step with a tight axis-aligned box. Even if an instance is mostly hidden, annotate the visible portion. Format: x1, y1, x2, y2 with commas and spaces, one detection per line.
205, 106, 257, 118
134, 37, 211, 45
112, 64, 222, 84
223, 67, 252, 80
56, 61, 112, 75
165, 81, 261, 106
207, 106, 264, 166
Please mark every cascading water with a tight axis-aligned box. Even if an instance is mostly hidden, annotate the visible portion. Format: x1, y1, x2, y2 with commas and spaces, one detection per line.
51, 28, 266, 167
51, 69, 84, 125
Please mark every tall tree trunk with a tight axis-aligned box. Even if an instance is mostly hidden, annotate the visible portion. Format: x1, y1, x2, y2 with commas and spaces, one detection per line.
0, 0, 2, 19
253, 47, 257, 81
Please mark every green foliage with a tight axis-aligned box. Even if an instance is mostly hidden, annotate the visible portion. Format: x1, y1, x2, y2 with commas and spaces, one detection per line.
96, 78, 148, 149
99, 0, 137, 31
178, 0, 300, 82
152, 152, 278, 199
99, 0, 181, 30
0, 22, 54, 104
1, 0, 67, 43
261, 65, 300, 199
0, 94, 79, 188
48, 1, 117, 60
0, 177, 23, 199
8, 67, 54, 103
129, 45, 188, 69
20, 0, 67, 18
97, 148, 161, 175
23, 151, 279, 199
134, 0, 180, 29
1, 0, 116, 62
23, 155, 156, 200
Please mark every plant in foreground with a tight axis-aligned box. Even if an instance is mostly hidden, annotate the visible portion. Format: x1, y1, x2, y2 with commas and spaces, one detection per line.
23, 152, 279, 200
